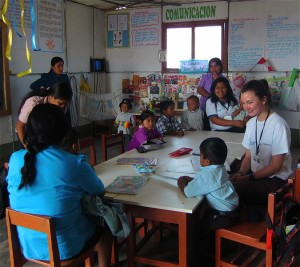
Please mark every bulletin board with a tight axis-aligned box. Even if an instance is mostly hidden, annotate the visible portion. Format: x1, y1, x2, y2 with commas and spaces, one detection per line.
107, 13, 130, 48
228, 1, 300, 72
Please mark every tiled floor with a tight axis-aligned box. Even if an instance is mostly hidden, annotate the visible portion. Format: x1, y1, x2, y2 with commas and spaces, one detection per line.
1, 139, 299, 267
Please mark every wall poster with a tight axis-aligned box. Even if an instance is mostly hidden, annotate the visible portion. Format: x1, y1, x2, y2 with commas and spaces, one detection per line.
107, 13, 130, 48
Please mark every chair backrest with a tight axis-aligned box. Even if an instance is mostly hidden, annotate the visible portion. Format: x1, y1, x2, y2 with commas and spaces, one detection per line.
79, 137, 97, 166
294, 159, 300, 203
101, 132, 124, 162
6, 207, 61, 267
6, 207, 96, 267
266, 182, 294, 265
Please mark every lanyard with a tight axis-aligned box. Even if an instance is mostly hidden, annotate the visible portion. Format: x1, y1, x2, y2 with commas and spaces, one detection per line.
255, 110, 270, 156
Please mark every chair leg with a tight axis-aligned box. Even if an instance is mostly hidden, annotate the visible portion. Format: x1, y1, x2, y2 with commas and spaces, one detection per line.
111, 237, 119, 266
215, 233, 221, 267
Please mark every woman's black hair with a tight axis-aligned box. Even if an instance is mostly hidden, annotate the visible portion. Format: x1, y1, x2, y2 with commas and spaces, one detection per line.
241, 79, 272, 109
119, 98, 132, 110
18, 81, 73, 115
50, 57, 64, 72
210, 77, 238, 106
200, 137, 227, 165
208, 57, 223, 73
19, 103, 71, 190
159, 100, 175, 114
140, 110, 155, 122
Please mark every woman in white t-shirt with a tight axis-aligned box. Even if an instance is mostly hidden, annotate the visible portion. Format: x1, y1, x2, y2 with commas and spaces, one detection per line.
206, 77, 246, 132
231, 79, 293, 205
16, 81, 73, 147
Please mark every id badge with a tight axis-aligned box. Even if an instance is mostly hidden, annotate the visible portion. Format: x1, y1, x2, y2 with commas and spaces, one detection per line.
253, 154, 260, 163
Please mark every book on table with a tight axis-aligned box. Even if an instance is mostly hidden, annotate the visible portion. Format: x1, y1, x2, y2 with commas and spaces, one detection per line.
116, 157, 157, 165
105, 176, 149, 194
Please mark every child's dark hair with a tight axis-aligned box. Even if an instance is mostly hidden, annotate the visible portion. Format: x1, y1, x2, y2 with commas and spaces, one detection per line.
200, 137, 227, 165
140, 110, 155, 122
210, 77, 238, 106
209, 57, 223, 73
159, 100, 175, 114
119, 98, 132, 109
241, 79, 272, 109
18, 81, 73, 114
20, 103, 71, 190
187, 95, 199, 103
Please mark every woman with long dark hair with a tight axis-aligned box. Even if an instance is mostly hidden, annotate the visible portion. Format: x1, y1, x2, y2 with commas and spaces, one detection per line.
16, 81, 73, 147
7, 104, 112, 266
30, 57, 70, 90
206, 77, 246, 132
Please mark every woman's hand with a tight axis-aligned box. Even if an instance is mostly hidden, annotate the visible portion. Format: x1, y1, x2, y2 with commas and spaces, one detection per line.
230, 172, 249, 182
233, 120, 246, 128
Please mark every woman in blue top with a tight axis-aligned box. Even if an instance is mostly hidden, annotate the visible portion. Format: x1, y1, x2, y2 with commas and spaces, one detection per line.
30, 57, 70, 90
6, 104, 112, 267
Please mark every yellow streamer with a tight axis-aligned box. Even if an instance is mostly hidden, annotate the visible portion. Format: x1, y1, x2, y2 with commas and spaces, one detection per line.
1, 0, 12, 60
17, 0, 32, 77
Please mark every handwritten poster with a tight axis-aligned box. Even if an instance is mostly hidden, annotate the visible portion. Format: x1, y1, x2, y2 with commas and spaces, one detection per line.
37, 0, 64, 52
229, 8, 300, 71
228, 17, 265, 71
107, 13, 129, 48
131, 9, 160, 47
7, 0, 32, 49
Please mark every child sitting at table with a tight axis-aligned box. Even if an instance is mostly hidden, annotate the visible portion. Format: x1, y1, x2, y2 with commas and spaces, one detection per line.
127, 110, 163, 151
181, 95, 204, 131
156, 100, 184, 136
177, 137, 239, 265
114, 99, 135, 149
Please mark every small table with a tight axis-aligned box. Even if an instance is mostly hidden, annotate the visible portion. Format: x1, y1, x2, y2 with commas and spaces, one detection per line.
94, 131, 245, 267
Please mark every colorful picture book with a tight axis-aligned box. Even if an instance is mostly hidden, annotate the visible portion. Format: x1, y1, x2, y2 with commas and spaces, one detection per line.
105, 176, 149, 194
116, 157, 157, 165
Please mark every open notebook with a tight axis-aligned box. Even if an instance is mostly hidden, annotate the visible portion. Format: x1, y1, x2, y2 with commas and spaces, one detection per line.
106, 176, 149, 194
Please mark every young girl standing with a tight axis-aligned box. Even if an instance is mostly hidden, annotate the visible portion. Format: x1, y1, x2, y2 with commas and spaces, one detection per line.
127, 110, 163, 151
114, 99, 135, 149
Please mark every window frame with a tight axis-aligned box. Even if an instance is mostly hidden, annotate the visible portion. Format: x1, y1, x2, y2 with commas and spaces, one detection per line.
161, 19, 228, 73
0, 20, 11, 116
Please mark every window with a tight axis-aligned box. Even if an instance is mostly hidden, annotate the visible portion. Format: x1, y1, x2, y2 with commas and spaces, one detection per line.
162, 20, 228, 73
0, 21, 11, 116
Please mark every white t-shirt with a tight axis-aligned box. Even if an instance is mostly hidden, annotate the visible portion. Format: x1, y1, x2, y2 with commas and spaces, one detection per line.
242, 112, 293, 180
206, 98, 238, 131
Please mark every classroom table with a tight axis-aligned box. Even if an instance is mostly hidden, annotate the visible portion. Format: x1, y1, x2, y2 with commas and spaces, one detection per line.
94, 130, 245, 267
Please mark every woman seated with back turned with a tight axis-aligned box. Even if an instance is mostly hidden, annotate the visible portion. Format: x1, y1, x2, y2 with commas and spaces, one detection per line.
6, 104, 112, 267
230, 79, 293, 205
206, 77, 246, 132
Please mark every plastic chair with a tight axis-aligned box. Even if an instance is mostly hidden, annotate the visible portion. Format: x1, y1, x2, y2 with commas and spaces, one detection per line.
215, 181, 293, 267
79, 137, 97, 166
6, 207, 96, 267
101, 132, 124, 162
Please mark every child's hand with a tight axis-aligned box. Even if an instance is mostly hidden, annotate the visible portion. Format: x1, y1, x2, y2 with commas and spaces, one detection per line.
177, 129, 184, 136
179, 176, 193, 182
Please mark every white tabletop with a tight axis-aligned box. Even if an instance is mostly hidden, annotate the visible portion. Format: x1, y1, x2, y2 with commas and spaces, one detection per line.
94, 131, 245, 214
